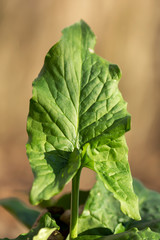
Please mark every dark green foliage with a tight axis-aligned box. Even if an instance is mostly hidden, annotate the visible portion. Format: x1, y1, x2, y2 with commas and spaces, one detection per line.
0, 198, 40, 228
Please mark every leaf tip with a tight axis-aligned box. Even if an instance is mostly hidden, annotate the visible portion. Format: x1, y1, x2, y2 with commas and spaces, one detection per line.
120, 196, 141, 221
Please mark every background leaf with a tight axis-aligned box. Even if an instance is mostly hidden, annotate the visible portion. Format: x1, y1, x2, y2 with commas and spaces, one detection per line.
78, 178, 160, 237
0, 198, 40, 228
125, 179, 160, 231
0, 213, 59, 240
75, 228, 160, 240
78, 177, 129, 235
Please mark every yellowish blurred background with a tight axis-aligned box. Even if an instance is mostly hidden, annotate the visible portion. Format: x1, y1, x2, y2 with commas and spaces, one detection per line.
0, 0, 160, 238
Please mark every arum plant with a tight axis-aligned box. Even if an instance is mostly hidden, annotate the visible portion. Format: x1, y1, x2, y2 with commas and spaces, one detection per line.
26, 20, 140, 239
2, 20, 160, 240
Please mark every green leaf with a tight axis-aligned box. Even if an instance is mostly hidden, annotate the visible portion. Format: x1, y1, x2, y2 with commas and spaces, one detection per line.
27, 147, 80, 205
106, 228, 160, 240
78, 177, 129, 235
75, 228, 160, 240
0, 198, 40, 228
27, 20, 139, 219
114, 223, 125, 234
78, 178, 160, 238
125, 179, 160, 231
0, 213, 59, 240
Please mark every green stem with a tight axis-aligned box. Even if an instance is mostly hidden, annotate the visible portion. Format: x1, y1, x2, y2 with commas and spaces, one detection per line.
70, 168, 81, 240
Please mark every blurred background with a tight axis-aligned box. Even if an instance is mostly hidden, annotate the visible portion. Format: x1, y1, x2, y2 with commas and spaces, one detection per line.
0, 0, 160, 238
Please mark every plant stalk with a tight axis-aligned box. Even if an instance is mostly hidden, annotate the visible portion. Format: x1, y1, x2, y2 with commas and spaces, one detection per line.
70, 168, 81, 240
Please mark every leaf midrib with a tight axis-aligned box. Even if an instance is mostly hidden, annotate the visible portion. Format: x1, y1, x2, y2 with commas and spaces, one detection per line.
75, 23, 83, 150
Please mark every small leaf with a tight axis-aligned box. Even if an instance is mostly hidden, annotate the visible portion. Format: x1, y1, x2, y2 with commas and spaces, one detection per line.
33, 228, 55, 240
114, 223, 125, 234
0, 198, 40, 228
0, 213, 59, 240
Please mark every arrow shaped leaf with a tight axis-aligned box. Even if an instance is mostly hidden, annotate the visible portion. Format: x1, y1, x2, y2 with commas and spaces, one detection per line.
27, 20, 140, 219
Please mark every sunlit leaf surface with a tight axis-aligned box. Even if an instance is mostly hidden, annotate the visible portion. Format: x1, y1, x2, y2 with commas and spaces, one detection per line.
27, 20, 139, 220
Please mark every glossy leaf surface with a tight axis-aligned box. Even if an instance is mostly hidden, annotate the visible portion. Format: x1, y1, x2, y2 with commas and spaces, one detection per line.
27, 20, 139, 219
